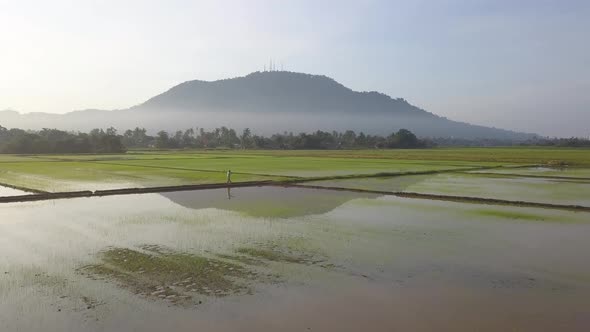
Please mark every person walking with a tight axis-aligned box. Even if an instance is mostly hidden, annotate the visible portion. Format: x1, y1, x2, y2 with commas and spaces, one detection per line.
226, 169, 232, 184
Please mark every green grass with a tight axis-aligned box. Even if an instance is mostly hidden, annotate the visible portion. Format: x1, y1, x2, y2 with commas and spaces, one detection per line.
94, 155, 484, 177
1, 147, 589, 193
232, 235, 327, 266
471, 209, 550, 221
0, 160, 279, 192
236, 247, 313, 264
0, 155, 55, 162
125, 147, 590, 166
465, 208, 586, 224
80, 246, 256, 304
3, 147, 590, 165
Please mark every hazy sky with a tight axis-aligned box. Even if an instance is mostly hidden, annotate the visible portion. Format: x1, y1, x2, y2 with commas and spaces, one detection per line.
1, 0, 588, 137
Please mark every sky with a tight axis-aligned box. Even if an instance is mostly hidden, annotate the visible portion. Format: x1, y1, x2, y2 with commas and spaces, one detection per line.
0, 0, 588, 137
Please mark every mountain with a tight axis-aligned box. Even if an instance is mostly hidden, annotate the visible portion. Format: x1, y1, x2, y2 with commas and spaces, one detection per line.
137, 71, 419, 114
0, 71, 534, 139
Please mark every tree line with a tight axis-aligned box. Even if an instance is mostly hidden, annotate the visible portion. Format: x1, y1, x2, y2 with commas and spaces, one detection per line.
123, 127, 430, 150
520, 137, 590, 148
0, 126, 125, 154
0, 125, 429, 153
431, 136, 590, 147
2, 124, 587, 154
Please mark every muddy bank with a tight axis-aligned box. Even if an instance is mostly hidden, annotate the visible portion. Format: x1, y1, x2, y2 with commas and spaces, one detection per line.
2, 179, 589, 213
286, 165, 511, 183
463, 171, 590, 181
92, 181, 273, 196
395, 191, 590, 212
284, 183, 590, 212
0, 190, 93, 203
0, 181, 273, 203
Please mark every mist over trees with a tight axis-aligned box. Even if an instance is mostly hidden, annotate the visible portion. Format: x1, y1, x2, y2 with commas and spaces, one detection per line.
0, 125, 430, 154
0, 126, 125, 153
430, 136, 590, 147
2, 124, 588, 154
123, 127, 430, 150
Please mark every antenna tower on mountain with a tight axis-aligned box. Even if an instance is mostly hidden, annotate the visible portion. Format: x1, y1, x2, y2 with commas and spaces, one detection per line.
264, 59, 285, 72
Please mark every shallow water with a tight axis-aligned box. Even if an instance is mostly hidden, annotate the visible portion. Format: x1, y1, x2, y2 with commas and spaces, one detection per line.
162, 186, 377, 217
307, 173, 590, 206
0, 185, 28, 197
1, 187, 589, 331
470, 166, 590, 178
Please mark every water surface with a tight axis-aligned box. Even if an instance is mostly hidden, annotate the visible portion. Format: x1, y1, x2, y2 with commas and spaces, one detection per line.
1, 186, 589, 331
307, 173, 590, 206
0, 185, 28, 197
470, 166, 590, 179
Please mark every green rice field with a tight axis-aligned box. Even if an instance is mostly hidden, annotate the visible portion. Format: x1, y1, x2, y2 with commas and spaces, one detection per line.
1, 147, 588, 193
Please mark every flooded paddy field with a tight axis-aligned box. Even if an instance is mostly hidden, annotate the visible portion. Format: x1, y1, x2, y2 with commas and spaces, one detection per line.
1, 186, 589, 331
305, 171, 590, 207
0, 161, 282, 192
0, 152, 497, 193
93, 156, 480, 177
1, 148, 590, 331
2, 148, 589, 194
0, 185, 29, 197
469, 166, 590, 179
132, 148, 590, 166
